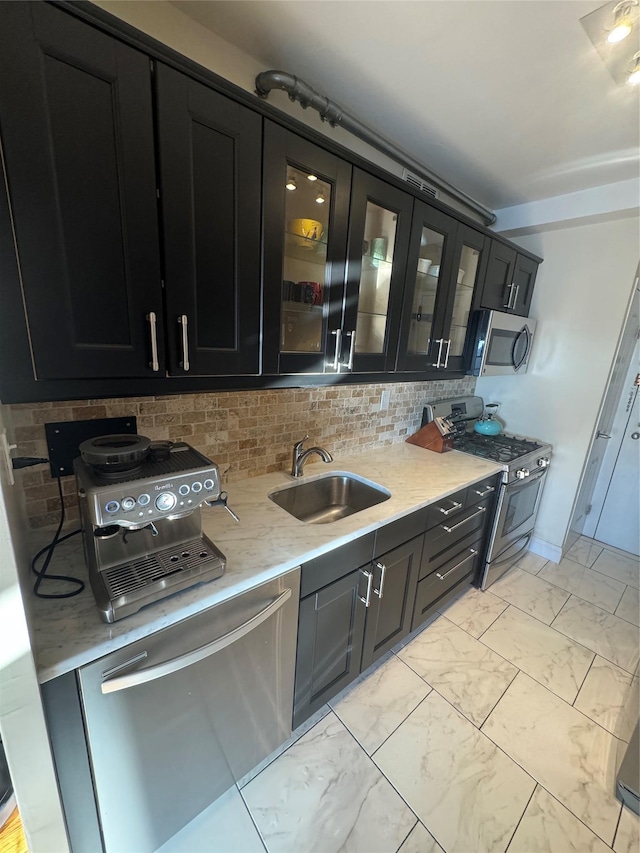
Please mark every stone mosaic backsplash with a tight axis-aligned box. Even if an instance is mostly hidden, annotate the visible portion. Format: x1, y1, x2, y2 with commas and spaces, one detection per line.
10, 377, 476, 528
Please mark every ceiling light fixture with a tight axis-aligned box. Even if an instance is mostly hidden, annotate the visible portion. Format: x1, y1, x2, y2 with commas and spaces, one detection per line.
285, 174, 297, 191
315, 190, 325, 204
307, 174, 318, 182
628, 50, 640, 83
607, 0, 637, 42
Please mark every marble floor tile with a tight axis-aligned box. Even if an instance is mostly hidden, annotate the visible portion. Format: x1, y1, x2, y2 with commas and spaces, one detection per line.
481, 605, 594, 703
157, 785, 265, 853
438, 585, 508, 638
490, 568, 570, 625
565, 537, 604, 569
591, 549, 640, 590
515, 551, 550, 575
507, 785, 611, 853
615, 585, 640, 627
551, 596, 640, 674
537, 558, 625, 613
242, 712, 415, 853
482, 673, 622, 846
374, 691, 536, 853
614, 806, 640, 853
330, 654, 431, 754
574, 656, 639, 741
397, 616, 517, 726
397, 821, 444, 853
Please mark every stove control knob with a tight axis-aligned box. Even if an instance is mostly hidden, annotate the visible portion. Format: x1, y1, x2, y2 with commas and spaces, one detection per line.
515, 468, 530, 480
537, 457, 550, 468
121, 496, 136, 512
155, 492, 177, 512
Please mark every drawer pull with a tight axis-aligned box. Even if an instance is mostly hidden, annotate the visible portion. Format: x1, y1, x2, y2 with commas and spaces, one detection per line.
438, 500, 463, 516
359, 569, 373, 608
473, 485, 495, 497
373, 561, 387, 599
436, 549, 478, 581
442, 506, 486, 533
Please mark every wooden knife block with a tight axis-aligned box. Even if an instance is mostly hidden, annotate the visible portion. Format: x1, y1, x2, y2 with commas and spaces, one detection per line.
406, 421, 454, 453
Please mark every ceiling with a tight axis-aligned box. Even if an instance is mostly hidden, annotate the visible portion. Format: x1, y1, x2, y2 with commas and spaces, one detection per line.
172, 0, 640, 211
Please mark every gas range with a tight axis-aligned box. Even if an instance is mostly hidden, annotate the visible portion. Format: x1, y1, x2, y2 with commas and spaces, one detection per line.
422, 396, 552, 484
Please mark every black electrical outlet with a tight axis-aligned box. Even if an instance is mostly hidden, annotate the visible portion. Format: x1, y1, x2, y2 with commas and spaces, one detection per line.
45, 416, 138, 478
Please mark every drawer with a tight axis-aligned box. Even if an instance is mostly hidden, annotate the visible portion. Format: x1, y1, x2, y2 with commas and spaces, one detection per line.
424, 497, 492, 565
425, 486, 468, 530
412, 537, 482, 630
466, 476, 499, 505
300, 532, 375, 598
374, 507, 428, 557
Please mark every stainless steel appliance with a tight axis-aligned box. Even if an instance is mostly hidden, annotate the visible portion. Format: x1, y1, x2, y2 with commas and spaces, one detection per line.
75, 435, 227, 622
45, 569, 300, 853
466, 309, 536, 376
423, 396, 552, 589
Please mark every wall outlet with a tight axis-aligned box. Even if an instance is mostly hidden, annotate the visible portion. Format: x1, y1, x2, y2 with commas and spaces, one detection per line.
379, 389, 391, 411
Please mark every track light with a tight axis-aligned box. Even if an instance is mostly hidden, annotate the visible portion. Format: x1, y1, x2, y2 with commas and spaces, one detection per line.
628, 51, 640, 83
307, 174, 318, 182
285, 174, 297, 191
315, 190, 325, 204
607, 1, 637, 43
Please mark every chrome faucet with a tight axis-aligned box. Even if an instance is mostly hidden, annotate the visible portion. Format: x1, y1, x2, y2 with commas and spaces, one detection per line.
291, 435, 333, 478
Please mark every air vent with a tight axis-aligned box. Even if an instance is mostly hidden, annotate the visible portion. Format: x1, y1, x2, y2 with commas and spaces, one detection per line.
402, 169, 438, 199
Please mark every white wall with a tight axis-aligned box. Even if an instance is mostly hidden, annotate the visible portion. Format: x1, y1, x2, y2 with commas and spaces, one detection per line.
477, 215, 640, 552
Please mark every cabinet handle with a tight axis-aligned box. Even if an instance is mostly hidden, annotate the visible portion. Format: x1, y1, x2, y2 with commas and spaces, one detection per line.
345, 330, 356, 370
373, 561, 387, 599
328, 328, 342, 371
443, 339, 451, 368
178, 314, 190, 371
432, 338, 444, 368
436, 549, 478, 581
359, 569, 373, 607
442, 506, 486, 533
504, 282, 514, 309
438, 500, 463, 516
473, 485, 495, 497
146, 312, 159, 372
512, 284, 520, 309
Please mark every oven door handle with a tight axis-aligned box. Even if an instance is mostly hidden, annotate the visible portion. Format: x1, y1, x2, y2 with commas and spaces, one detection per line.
100, 588, 292, 694
511, 324, 532, 372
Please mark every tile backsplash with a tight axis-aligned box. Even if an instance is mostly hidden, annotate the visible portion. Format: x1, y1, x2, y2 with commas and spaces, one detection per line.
10, 378, 476, 528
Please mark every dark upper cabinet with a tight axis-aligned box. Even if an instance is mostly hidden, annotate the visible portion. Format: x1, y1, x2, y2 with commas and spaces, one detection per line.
262, 121, 352, 374
480, 241, 538, 316
155, 64, 262, 376
0, 3, 164, 380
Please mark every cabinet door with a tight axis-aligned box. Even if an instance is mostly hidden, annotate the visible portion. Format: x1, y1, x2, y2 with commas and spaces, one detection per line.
511, 254, 538, 316
439, 224, 488, 373
263, 121, 352, 374
156, 64, 262, 376
294, 569, 367, 728
480, 241, 517, 312
396, 202, 459, 372
341, 170, 413, 373
361, 536, 423, 671
0, 3, 163, 380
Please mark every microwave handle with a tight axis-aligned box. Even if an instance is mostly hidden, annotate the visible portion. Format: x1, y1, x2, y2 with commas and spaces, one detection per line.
512, 324, 532, 372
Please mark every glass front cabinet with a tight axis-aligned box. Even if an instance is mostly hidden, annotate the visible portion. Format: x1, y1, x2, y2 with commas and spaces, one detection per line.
396, 203, 488, 374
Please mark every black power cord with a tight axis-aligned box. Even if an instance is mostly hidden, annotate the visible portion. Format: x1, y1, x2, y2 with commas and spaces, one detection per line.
31, 476, 84, 599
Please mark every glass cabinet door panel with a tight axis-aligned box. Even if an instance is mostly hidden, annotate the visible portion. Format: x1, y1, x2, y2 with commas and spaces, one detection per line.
280, 165, 331, 353
354, 201, 397, 354
448, 243, 479, 357
406, 226, 445, 359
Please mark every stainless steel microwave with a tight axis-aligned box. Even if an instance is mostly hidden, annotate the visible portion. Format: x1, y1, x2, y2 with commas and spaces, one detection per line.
467, 310, 536, 377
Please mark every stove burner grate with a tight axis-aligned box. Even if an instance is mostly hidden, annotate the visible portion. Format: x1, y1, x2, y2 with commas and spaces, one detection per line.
453, 432, 543, 464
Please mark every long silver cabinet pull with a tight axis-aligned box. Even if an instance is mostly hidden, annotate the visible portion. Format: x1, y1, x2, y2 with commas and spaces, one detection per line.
345, 330, 356, 370
503, 283, 514, 309
146, 312, 159, 371
442, 506, 486, 533
443, 339, 451, 368
473, 485, 495, 497
373, 561, 387, 599
512, 284, 520, 308
438, 500, 463, 516
359, 569, 373, 607
329, 329, 342, 371
436, 549, 478, 581
101, 588, 292, 694
433, 338, 444, 368
178, 314, 190, 371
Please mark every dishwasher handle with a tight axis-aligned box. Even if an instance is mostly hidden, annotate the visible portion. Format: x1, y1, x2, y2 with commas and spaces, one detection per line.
101, 587, 292, 694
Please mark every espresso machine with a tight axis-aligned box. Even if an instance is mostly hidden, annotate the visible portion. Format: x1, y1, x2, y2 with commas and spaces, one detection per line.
75, 434, 234, 623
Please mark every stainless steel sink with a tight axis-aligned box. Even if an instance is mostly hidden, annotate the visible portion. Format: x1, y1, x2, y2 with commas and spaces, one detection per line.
269, 472, 391, 524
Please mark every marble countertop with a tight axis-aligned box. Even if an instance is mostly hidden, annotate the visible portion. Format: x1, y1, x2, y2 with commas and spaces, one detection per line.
26, 443, 502, 683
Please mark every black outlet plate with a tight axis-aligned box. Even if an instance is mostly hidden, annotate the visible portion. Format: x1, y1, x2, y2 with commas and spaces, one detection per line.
45, 416, 138, 478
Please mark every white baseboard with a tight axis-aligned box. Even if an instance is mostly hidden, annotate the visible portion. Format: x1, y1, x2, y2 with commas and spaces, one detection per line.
529, 536, 563, 564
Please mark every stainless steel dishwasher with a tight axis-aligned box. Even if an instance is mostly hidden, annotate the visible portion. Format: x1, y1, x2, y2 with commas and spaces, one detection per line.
76, 569, 300, 853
